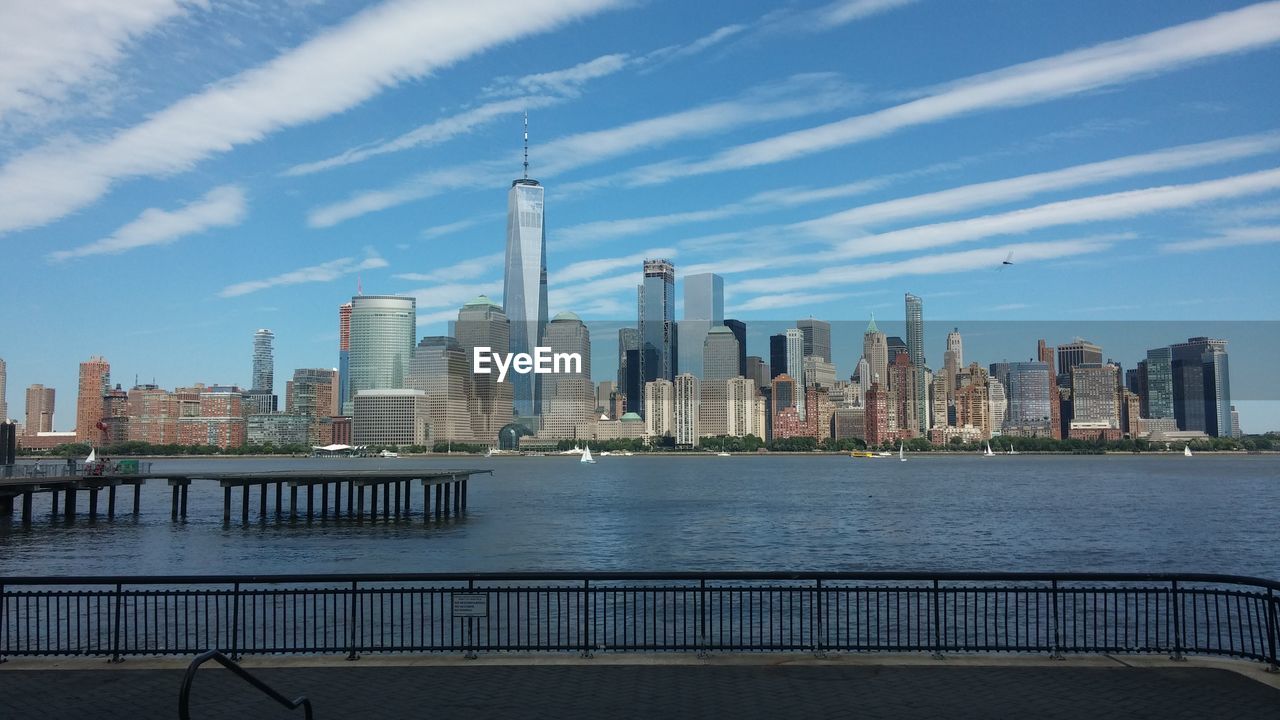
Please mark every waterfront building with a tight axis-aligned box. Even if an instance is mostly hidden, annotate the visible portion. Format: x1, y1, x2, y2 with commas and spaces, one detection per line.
251, 329, 274, 396
673, 373, 700, 448
25, 384, 55, 435
904, 293, 928, 435
1170, 337, 1231, 437
797, 319, 832, 362
407, 336, 475, 444
772, 406, 806, 440
639, 259, 677, 399
76, 356, 110, 443
955, 374, 991, 439
1037, 340, 1063, 439
1057, 339, 1103, 389
929, 374, 948, 428
456, 296, 515, 443
243, 391, 276, 415
1003, 361, 1052, 435
246, 413, 308, 446
1123, 389, 1142, 437
347, 295, 416, 414
644, 379, 674, 439
1144, 347, 1174, 419
806, 385, 836, 441
175, 387, 246, 448
833, 407, 866, 441
677, 272, 723, 378
353, 389, 429, 446
886, 353, 917, 438
769, 334, 787, 379
864, 383, 890, 446
101, 386, 129, 445
339, 302, 352, 411
785, 328, 806, 419
538, 313, 595, 441
595, 412, 646, 442
505, 134, 550, 418
287, 368, 338, 445
127, 385, 179, 445
988, 379, 1007, 434
943, 327, 963, 399
864, 317, 889, 396
726, 377, 760, 438
1070, 363, 1121, 428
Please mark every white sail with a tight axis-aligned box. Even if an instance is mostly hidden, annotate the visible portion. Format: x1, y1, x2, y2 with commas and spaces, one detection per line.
899, 441, 905, 462
86, 448, 97, 463
581, 446, 595, 463
984, 442, 995, 457
1184, 445, 1193, 457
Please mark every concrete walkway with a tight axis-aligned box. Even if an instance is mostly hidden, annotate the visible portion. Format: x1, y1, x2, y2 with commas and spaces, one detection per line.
3, 654, 1278, 719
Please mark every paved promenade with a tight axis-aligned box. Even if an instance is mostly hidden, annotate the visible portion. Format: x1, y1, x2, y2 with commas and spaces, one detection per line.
3, 655, 1278, 719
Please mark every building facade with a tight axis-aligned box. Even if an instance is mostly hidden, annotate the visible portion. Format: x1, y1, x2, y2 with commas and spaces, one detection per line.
538, 313, 594, 441
639, 259, 676, 400
76, 356, 110, 443
505, 174, 549, 419
353, 389, 430, 447
347, 295, 416, 414
673, 373, 700, 447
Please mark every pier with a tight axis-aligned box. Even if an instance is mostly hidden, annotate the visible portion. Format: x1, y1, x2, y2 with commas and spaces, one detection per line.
0, 468, 489, 524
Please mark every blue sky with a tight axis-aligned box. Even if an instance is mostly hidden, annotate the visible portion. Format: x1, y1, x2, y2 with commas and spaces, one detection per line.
2, 0, 1279, 431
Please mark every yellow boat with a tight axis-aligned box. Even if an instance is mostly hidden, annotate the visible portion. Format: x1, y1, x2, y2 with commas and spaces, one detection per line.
849, 451, 877, 458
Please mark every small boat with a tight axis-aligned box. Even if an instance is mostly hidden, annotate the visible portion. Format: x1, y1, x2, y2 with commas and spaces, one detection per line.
86, 447, 97, 464
379, 449, 399, 458
983, 442, 995, 457
850, 451, 877, 458
1007, 445, 1019, 455
561, 445, 585, 455
580, 446, 596, 464
1184, 445, 1193, 457
717, 452, 731, 457
899, 442, 906, 462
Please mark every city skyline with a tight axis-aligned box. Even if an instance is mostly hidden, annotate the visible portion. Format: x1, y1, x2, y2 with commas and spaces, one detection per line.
3, 1, 1280, 431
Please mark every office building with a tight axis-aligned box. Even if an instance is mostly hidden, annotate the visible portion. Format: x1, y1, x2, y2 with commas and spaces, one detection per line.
406, 336, 475, 444
1057, 339, 1103, 388
674, 373, 700, 447
639, 259, 677, 395
1171, 337, 1231, 437
251, 329, 274, 395
347, 294, 416, 413
1003, 361, 1052, 434
539, 312, 594, 441
943, 328, 963, 398
504, 125, 550, 418
726, 377, 762, 438
864, 316, 889, 391
905, 293, 927, 436
617, 328, 640, 412
246, 413, 308, 447
353, 389, 430, 447
0, 357, 6, 421
1070, 363, 1120, 428
785, 328, 805, 419
456, 296, 515, 443
644, 379, 674, 439
803, 356, 837, 391
288, 368, 339, 445
338, 302, 352, 411
76, 356, 110, 443
769, 334, 788, 379
25, 384, 56, 434
797, 319, 831, 362
988, 379, 1007, 434
699, 326, 740, 437
677, 272, 723, 378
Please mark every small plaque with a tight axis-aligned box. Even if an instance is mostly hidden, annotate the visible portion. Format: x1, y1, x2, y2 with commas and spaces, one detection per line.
452, 593, 488, 617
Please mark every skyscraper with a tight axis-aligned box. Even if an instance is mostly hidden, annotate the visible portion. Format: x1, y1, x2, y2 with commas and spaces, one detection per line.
76, 356, 110, 443
785, 328, 805, 420
797, 319, 831, 362
699, 326, 741, 437
1057, 339, 1103, 388
1070, 363, 1121, 429
769, 334, 788, 379
639, 259, 676, 403
456, 296, 515, 443
905, 293, 928, 436
407, 336, 474, 444
1004, 361, 1052, 434
1171, 337, 1231, 436
288, 368, 339, 444
504, 116, 549, 419
0, 356, 7, 421
724, 319, 747, 377
677, 272, 724, 379
338, 302, 352, 414
540, 312, 594, 440
1144, 347, 1174, 419
251, 330, 274, 394
26, 384, 55, 434
347, 295, 416, 413
644, 379, 674, 439
943, 327, 963, 396
617, 328, 640, 412
864, 316, 889, 389
1038, 339, 1062, 439
674, 373, 700, 447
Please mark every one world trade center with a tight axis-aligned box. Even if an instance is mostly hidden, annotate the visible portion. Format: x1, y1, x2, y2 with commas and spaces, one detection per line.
503, 114, 548, 422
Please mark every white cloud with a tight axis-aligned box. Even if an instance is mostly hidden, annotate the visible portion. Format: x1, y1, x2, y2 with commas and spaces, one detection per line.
0, 0, 194, 129
408, 281, 502, 309
219, 252, 388, 298
0, 0, 624, 234
833, 168, 1280, 258
50, 185, 246, 261
1161, 226, 1280, 253
816, 0, 919, 28
729, 292, 852, 313
486, 53, 631, 98
640, 23, 749, 69
395, 252, 503, 282
421, 215, 499, 240
620, 2, 1280, 186
552, 248, 676, 284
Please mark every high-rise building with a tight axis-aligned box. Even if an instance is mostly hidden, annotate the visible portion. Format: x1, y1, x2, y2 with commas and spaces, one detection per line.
251, 330, 274, 394
745, 356, 769, 390
617, 328, 640, 411
456, 296, 515, 443
785, 328, 806, 420
1141, 348, 1173, 420
863, 316, 888, 391
673, 373, 700, 448
407, 336, 475, 444
726, 377, 762, 438
1057, 339, 1103, 388
644, 379, 674, 439
724, 319, 747, 377
771, 374, 797, 415
101, 385, 129, 444
803, 356, 837, 390
347, 295, 416, 414
25, 384, 56, 434
943, 328, 963, 397
886, 336, 909, 364
596, 381, 615, 415
127, 385, 179, 445
1230, 405, 1242, 438
504, 120, 549, 419
887, 354, 918, 437
353, 389, 430, 447
699, 326, 741, 437
1070, 364, 1120, 428
769, 334, 788, 379
338, 302, 352, 412
76, 356, 110, 443
0, 357, 7, 421
864, 382, 890, 447
639, 259, 676, 399
1004, 361, 1052, 434
289, 368, 339, 445
1038, 340, 1062, 439
539, 312, 594, 440
1171, 337, 1231, 437
905, 292, 927, 436
857, 358, 871, 406
988, 379, 1007, 434
797, 319, 831, 362
677, 272, 723, 378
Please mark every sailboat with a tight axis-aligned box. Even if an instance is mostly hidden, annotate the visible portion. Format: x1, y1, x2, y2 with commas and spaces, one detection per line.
580, 445, 596, 464
1184, 445, 1193, 457
899, 441, 906, 462
86, 447, 97, 464
1007, 445, 1019, 455
983, 442, 996, 457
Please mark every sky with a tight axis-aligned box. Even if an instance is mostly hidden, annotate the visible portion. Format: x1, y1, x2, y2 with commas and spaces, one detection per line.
2, 0, 1279, 432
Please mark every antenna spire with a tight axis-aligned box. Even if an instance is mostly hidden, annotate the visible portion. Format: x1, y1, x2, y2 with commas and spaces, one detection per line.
523, 111, 529, 179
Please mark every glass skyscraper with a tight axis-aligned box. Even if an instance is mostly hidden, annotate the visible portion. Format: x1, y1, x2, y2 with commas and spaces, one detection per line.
251, 329, 274, 394
797, 319, 831, 362
639, 259, 676, 407
905, 293, 928, 433
347, 295, 416, 414
504, 176, 548, 420
1171, 337, 1231, 436
677, 272, 722, 379
1144, 347, 1174, 419
1005, 361, 1051, 432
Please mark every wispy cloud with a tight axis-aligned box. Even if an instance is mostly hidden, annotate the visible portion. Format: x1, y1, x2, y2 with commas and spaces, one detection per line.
0, 0, 624, 234
639, 23, 749, 70
1161, 225, 1280, 253
617, 2, 1280, 186
421, 215, 499, 240
0, 0, 193, 131
219, 251, 388, 298
50, 185, 246, 261
308, 73, 861, 227
730, 292, 852, 313
485, 53, 630, 98
991, 303, 1032, 311
408, 281, 502, 310
395, 252, 503, 282
814, 0, 919, 28
832, 169, 1280, 258
552, 248, 676, 284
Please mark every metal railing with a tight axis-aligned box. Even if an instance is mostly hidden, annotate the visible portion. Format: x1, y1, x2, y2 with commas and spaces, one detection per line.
179, 649, 313, 719
0, 572, 1276, 667
1, 460, 153, 479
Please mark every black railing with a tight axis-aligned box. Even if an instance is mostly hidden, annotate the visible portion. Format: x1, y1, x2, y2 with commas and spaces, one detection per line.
179, 649, 313, 719
0, 572, 1276, 667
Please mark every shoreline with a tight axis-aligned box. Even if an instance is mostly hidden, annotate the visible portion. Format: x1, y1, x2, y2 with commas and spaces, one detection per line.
17, 450, 1276, 461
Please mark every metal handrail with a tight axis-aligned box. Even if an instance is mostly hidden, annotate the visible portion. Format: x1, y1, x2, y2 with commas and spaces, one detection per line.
178, 649, 313, 720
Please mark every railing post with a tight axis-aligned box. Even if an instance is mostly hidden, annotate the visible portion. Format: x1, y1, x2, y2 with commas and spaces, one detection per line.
1170, 579, 1184, 661
698, 578, 708, 659
1049, 579, 1062, 660
1266, 587, 1277, 672
814, 578, 825, 658
0, 581, 6, 664
346, 580, 360, 661
580, 579, 593, 659
110, 582, 124, 663
931, 579, 943, 660
230, 582, 241, 661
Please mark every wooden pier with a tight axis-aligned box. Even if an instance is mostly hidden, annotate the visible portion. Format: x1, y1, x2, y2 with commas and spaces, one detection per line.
0, 469, 489, 525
